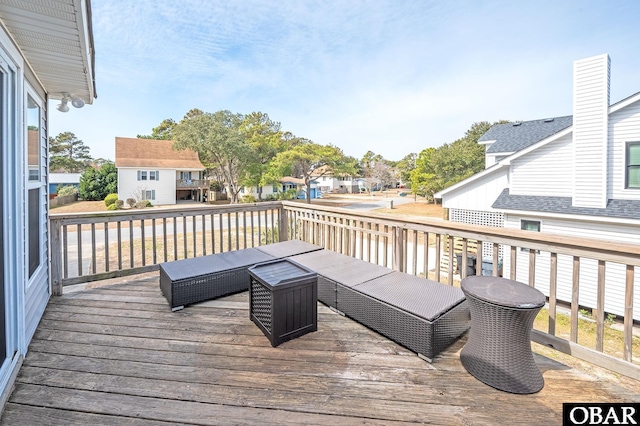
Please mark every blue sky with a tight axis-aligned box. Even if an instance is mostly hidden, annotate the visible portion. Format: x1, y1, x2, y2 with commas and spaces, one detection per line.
49, 0, 640, 162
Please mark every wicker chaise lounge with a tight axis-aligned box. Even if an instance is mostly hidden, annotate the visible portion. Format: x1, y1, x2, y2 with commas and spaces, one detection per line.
160, 240, 322, 311
338, 272, 470, 361
289, 249, 393, 307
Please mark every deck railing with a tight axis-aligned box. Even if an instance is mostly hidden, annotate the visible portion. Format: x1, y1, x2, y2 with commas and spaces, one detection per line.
50, 200, 639, 379
50, 202, 285, 291
176, 179, 209, 188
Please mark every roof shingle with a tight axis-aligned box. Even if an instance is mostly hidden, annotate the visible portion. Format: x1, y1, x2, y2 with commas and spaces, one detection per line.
482, 116, 573, 154
115, 137, 204, 169
492, 189, 640, 220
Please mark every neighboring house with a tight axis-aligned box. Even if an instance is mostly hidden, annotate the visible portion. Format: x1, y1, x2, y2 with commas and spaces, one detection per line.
0, 0, 96, 407
49, 172, 82, 195
281, 177, 320, 199
312, 166, 358, 194
435, 54, 640, 320
115, 138, 207, 205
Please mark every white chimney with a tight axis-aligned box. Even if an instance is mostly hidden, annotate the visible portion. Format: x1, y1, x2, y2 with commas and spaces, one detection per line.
572, 54, 610, 209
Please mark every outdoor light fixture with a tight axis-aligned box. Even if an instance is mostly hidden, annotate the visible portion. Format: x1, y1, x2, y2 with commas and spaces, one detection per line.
56, 93, 85, 112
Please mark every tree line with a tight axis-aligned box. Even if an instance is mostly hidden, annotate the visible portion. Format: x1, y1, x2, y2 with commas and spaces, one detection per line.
50, 112, 510, 204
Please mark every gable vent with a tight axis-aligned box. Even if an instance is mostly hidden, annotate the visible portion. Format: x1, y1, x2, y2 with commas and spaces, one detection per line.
512, 122, 522, 126
544, 118, 554, 122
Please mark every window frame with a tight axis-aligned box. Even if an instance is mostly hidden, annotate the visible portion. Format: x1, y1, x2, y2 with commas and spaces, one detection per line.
25, 85, 45, 281
520, 219, 541, 253
625, 141, 640, 189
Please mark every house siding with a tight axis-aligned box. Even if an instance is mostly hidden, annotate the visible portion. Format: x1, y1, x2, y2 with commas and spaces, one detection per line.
24, 80, 49, 344
608, 99, 640, 200
503, 214, 640, 320
510, 133, 573, 196
572, 54, 609, 208
118, 168, 178, 205
440, 168, 508, 211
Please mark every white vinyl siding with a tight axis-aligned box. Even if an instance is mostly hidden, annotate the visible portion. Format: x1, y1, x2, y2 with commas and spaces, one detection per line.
608, 99, 640, 199
503, 214, 640, 321
572, 54, 609, 208
24, 82, 49, 344
510, 133, 573, 196
119, 168, 177, 205
440, 167, 508, 211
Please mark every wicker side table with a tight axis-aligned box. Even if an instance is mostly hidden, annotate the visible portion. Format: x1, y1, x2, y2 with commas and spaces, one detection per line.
460, 276, 546, 394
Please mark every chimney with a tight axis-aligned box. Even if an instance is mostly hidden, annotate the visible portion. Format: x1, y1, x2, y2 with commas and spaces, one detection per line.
572, 54, 610, 209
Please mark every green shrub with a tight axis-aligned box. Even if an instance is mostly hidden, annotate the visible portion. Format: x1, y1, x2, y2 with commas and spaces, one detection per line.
57, 185, 78, 196
104, 193, 119, 207
106, 204, 118, 211
240, 194, 257, 204
115, 199, 124, 208
145, 200, 153, 207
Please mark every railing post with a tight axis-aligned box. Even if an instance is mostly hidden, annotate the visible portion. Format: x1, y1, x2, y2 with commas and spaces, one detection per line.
50, 217, 63, 296
279, 205, 289, 242
392, 225, 404, 272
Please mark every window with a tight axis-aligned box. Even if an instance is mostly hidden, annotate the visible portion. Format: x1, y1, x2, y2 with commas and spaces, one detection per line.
149, 170, 159, 181
142, 190, 155, 201
520, 220, 540, 253
137, 171, 147, 181
626, 142, 640, 189
27, 95, 40, 181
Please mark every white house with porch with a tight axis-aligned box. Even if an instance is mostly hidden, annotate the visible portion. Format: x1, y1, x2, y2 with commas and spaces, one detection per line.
435, 54, 640, 320
115, 138, 207, 205
0, 0, 96, 407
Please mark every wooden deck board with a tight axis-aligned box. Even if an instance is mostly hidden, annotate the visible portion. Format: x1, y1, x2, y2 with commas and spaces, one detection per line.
3, 274, 640, 425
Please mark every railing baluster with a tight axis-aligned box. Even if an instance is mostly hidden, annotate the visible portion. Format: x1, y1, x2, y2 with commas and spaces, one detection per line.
447, 235, 454, 285
182, 216, 187, 259
77, 224, 83, 277
236, 212, 240, 247
192, 214, 197, 256
549, 252, 558, 336
117, 221, 122, 270
257, 210, 262, 247
571, 256, 580, 343
434, 234, 441, 283
475, 241, 483, 277
243, 212, 247, 248
624, 265, 634, 362
492, 243, 499, 277
461, 238, 468, 280
129, 220, 134, 268
424, 232, 430, 279
510, 246, 517, 280
202, 215, 206, 255
528, 248, 536, 287
63, 224, 68, 279
219, 213, 223, 252
90, 223, 96, 274
596, 260, 605, 352
104, 222, 109, 272
210, 214, 215, 253
250, 211, 255, 247
412, 230, 418, 276
141, 219, 146, 267
227, 212, 232, 250
152, 218, 157, 264
162, 218, 167, 262
374, 223, 379, 265
173, 218, 178, 261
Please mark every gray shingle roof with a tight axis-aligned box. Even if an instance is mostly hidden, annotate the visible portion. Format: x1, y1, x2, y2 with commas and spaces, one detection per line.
482, 116, 573, 154
492, 189, 640, 220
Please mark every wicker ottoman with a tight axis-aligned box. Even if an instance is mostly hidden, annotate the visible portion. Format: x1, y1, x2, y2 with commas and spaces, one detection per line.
460, 276, 546, 394
249, 259, 318, 347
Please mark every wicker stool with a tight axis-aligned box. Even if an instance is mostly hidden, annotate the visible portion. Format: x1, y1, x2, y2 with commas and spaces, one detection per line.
460, 276, 545, 394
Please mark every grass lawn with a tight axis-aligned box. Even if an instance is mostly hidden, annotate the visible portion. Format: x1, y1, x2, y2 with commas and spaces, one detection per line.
374, 200, 444, 219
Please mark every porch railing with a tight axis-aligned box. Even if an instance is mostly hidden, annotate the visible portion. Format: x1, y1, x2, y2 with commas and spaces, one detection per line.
49, 200, 639, 380
49, 202, 285, 291
176, 179, 209, 188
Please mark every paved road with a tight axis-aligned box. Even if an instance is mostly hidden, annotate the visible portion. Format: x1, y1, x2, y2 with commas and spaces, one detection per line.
62, 196, 417, 278
338, 195, 414, 211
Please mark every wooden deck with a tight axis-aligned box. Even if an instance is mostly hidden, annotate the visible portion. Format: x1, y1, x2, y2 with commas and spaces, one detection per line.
2, 273, 639, 425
